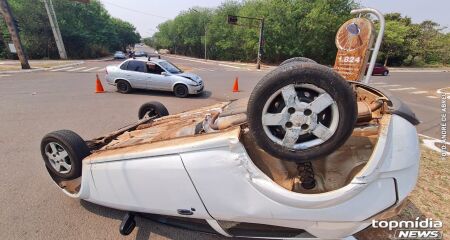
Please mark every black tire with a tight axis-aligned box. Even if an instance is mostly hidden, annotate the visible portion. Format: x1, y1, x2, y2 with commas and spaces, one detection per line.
247, 62, 357, 163
117, 80, 132, 94
174, 84, 189, 98
383, 70, 389, 76
280, 57, 317, 66
40, 130, 90, 180
138, 101, 169, 120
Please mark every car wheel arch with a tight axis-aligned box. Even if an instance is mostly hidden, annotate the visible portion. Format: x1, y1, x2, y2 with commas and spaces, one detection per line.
173, 82, 188, 91
115, 78, 132, 86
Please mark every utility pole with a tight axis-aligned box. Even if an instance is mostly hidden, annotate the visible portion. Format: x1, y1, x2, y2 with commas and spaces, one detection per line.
204, 25, 207, 61
0, 0, 30, 69
256, 18, 264, 69
43, 0, 67, 59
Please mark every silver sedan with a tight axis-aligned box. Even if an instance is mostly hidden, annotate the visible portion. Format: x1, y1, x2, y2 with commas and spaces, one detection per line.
105, 58, 204, 98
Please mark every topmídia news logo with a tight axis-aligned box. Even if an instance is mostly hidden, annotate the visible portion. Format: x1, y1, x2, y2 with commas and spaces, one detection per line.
372, 218, 443, 239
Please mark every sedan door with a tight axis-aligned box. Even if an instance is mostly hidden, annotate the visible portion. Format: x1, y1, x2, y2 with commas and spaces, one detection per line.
146, 63, 173, 91
124, 60, 150, 89
90, 154, 211, 219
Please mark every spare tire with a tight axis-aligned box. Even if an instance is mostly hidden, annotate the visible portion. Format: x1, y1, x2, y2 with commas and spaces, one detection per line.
138, 101, 169, 120
40, 130, 90, 180
280, 57, 317, 66
247, 62, 357, 162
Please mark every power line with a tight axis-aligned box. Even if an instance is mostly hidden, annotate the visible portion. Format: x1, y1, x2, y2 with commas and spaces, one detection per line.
101, 1, 169, 19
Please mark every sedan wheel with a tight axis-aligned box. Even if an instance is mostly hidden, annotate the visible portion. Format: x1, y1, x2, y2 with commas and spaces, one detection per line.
174, 84, 188, 98
117, 80, 132, 94
40, 130, 90, 179
247, 62, 357, 162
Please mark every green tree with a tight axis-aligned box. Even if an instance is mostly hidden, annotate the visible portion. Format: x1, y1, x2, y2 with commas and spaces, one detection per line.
2, 0, 140, 59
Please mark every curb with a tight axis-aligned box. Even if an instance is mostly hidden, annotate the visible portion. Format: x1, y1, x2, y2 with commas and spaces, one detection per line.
389, 68, 449, 73
0, 61, 84, 74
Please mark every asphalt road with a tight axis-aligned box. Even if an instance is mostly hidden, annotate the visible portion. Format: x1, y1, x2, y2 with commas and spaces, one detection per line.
0, 49, 448, 240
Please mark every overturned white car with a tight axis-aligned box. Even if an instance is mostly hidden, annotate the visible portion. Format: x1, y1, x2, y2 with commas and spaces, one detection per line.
40, 8, 420, 239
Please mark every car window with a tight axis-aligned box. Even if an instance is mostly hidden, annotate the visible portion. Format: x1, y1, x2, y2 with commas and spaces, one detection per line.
120, 61, 128, 70
146, 63, 164, 75
158, 61, 183, 74
126, 60, 147, 73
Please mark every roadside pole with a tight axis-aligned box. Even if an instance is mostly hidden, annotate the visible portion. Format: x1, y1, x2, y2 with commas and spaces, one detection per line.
204, 25, 207, 61
0, 0, 30, 69
43, 0, 67, 59
256, 18, 264, 69
227, 15, 264, 69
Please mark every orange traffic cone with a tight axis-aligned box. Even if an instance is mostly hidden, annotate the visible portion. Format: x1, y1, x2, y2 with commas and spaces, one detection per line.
95, 74, 105, 93
232, 77, 239, 92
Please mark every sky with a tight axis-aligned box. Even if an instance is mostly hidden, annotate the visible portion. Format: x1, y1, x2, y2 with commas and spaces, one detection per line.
98, 0, 450, 37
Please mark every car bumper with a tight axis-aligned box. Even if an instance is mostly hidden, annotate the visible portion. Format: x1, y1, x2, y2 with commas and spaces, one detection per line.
188, 84, 204, 94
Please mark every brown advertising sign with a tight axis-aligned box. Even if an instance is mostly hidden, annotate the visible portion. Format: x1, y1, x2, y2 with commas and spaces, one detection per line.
334, 18, 375, 81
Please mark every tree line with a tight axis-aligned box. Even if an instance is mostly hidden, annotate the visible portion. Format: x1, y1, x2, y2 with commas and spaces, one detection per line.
146, 0, 449, 66
0, 0, 140, 59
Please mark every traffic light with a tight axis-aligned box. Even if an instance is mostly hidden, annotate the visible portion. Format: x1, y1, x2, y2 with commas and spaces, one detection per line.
13, 19, 20, 32
227, 15, 238, 25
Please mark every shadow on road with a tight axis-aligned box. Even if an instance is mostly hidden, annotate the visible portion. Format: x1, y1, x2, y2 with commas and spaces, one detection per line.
129, 89, 213, 100
80, 200, 227, 240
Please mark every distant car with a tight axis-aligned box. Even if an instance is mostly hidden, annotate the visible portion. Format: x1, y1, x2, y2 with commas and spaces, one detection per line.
148, 50, 161, 59
134, 51, 147, 57
106, 58, 204, 97
113, 51, 126, 59
366, 63, 389, 76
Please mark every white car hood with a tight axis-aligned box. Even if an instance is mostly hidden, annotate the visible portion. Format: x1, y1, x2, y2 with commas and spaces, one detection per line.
176, 72, 202, 83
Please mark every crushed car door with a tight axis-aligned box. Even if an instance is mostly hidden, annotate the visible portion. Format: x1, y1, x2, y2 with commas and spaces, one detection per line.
89, 154, 211, 219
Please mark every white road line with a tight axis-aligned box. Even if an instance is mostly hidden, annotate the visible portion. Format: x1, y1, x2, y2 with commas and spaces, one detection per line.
50, 66, 74, 71
411, 91, 428, 94
389, 87, 416, 91
419, 134, 450, 155
371, 82, 387, 85
426, 95, 439, 99
381, 84, 401, 88
0, 74, 11, 77
67, 67, 86, 72
219, 63, 242, 69
82, 67, 100, 72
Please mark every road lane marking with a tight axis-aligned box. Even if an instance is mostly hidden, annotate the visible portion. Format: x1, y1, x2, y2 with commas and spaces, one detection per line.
67, 67, 87, 72
95, 68, 105, 72
219, 63, 242, 69
381, 84, 401, 88
388, 87, 416, 91
419, 134, 450, 155
82, 67, 100, 72
0, 74, 11, 77
371, 82, 387, 85
50, 66, 74, 71
426, 95, 439, 99
411, 91, 428, 94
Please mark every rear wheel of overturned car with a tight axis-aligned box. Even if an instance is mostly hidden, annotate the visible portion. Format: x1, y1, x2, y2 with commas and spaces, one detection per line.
138, 101, 169, 120
40, 130, 90, 180
280, 57, 317, 66
117, 80, 132, 94
247, 62, 357, 163
174, 84, 189, 98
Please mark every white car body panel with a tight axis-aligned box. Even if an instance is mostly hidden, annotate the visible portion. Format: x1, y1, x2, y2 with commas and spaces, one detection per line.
65, 113, 419, 239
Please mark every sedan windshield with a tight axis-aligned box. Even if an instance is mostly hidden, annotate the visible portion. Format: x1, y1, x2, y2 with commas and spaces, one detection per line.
158, 61, 183, 74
